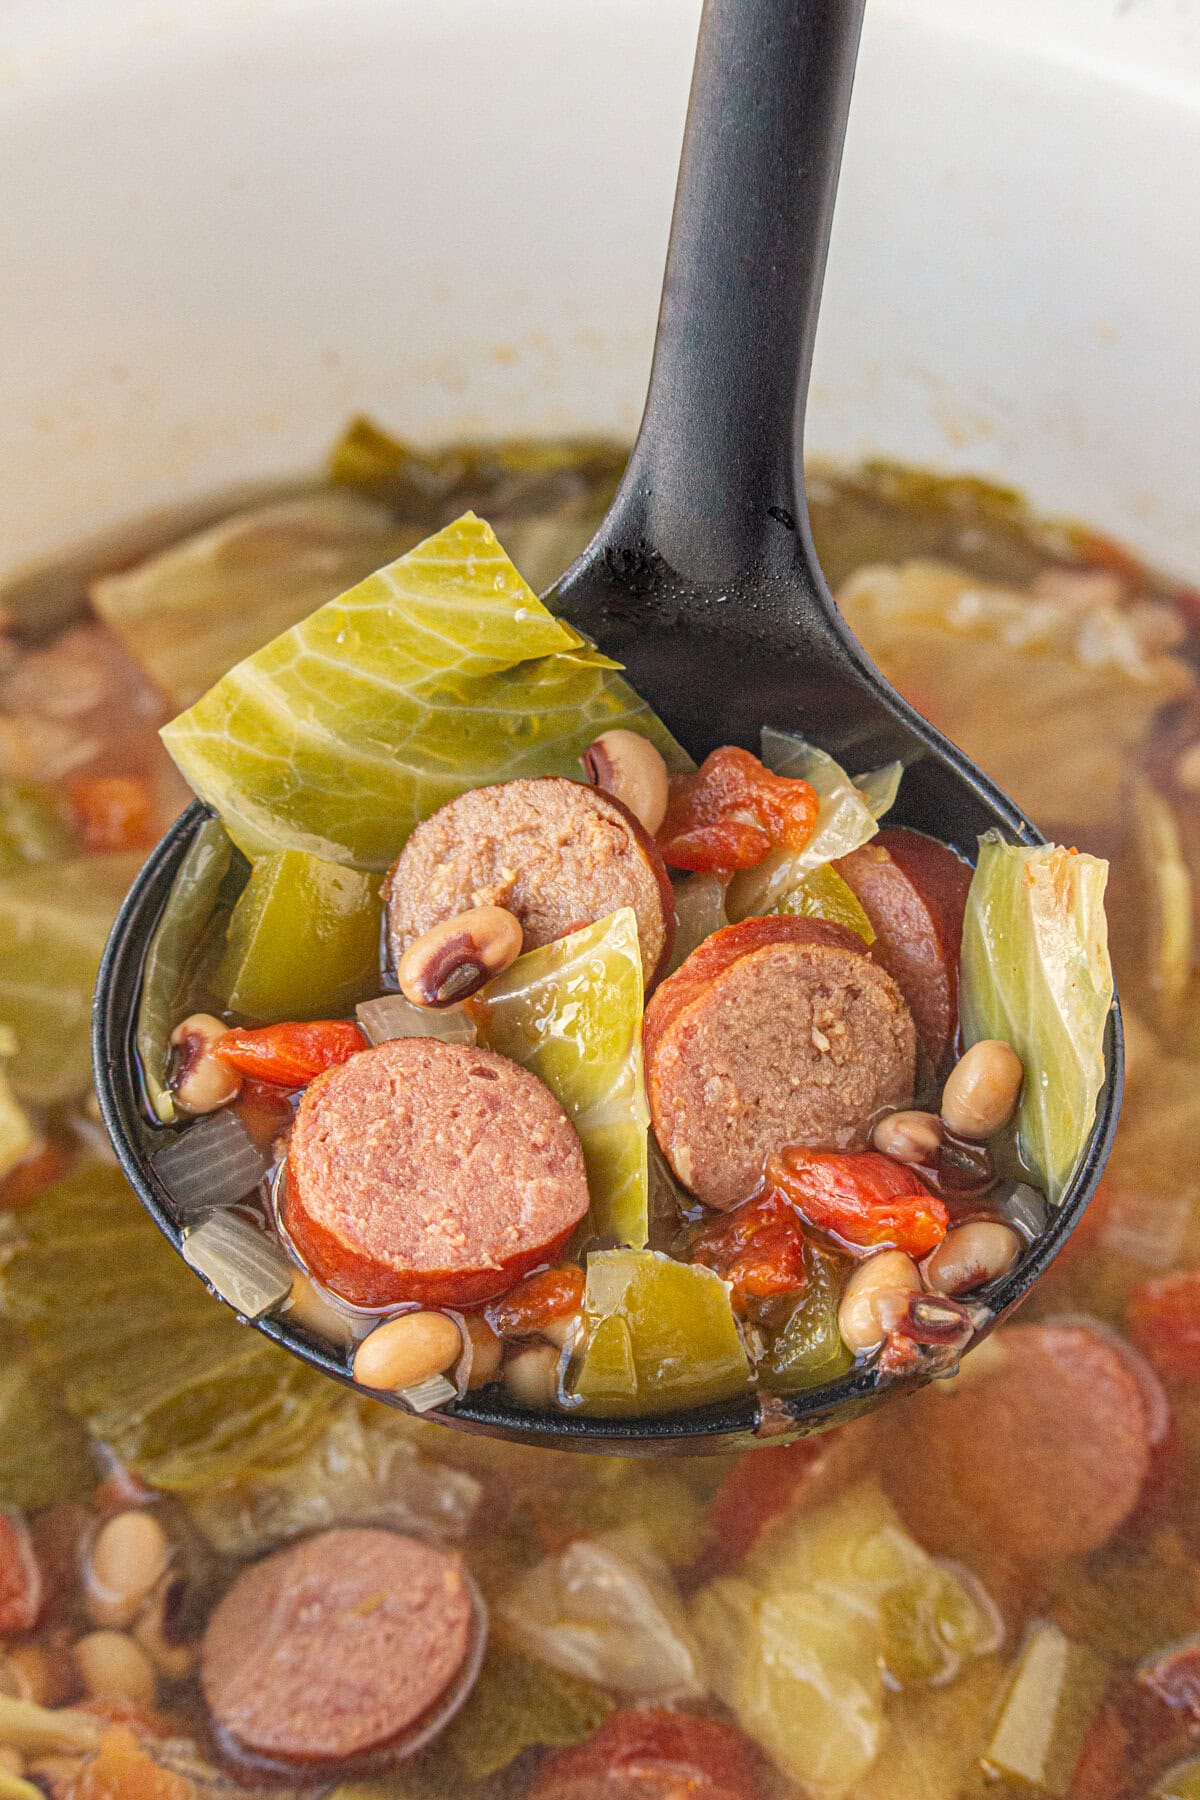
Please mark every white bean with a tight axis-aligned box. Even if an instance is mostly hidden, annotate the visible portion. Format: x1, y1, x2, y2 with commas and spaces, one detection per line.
86, 1510, 170, 1629
837, 1251, 922, 1356
352, 1311, 463, 1392
581, 730, 670, 834
462, 1313, 504, 1390
923, 1221, 1022, 1297
502, 1343, 560, 1410
940, 1040, 1024, 1141
74, 1631, 158, 1709
169, 1013, 241, 1116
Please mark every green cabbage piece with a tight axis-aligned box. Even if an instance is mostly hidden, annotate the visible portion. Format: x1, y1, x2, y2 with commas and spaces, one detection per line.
0, 1320, 95, 1511
960, 832, 1114, 1203
0, 852, 143, 1105
0, 1162, 339, 1491
91, 491, 421, 707
161, 512, 688, 871
472, 908, 649, 1247
440, 1643, 614, 1781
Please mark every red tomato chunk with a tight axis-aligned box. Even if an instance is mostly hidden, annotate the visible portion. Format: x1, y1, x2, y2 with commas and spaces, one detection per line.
486, 1265, 586, 1338
214, 1020, 368, 1087
69, 774, 154, 852
657, 746, 818, 873
690, 1191, 810, 1313
766, 1145, 948, 1257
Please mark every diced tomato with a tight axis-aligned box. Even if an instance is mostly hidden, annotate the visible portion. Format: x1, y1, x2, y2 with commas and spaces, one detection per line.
690, 1192, 809, 1313
1128, 1271, 1200, 1382
766, 1146, 949, 1257
233, 1078, 297, 1148
699, 1427, 872, 1574
69, 774, 154, 852
0, 1138, 75, 1210
529, 1709, 769, 1800
63, 1725, 201, 1800
486, 1265, 586, 1339
657, 746, 818, 874
213, 1020, 367, 1087
0, 1508, 44, 1634
1069, 1706, 1129, 1800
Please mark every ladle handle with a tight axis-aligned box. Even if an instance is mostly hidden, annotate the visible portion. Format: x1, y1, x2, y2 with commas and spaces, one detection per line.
621, 0, 865, 585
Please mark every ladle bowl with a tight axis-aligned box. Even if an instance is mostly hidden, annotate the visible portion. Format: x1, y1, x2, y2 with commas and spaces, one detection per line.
93, 0, 1123, 1454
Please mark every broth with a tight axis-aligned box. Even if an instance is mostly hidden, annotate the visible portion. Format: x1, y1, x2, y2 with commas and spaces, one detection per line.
1, 437, 1198, 1799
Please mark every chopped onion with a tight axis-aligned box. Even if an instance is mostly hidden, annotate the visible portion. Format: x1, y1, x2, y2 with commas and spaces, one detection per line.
182, 1210, 293, 1320
399, 1373, 458, 1414
855, 760, 904, 819
356, 993, 477, 1046
152, 1112, 269, 1219
994, 1179, 1049, 1241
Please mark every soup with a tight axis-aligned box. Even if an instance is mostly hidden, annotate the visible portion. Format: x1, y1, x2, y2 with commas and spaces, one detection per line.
0, 435, 1197, 1798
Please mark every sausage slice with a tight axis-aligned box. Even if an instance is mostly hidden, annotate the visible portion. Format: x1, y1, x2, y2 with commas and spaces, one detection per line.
835, 828, 972, 1074
644, 916, 917, 1211
384, 776, 675, 987
882, 1322, 1154, 1561
201, 1528, 484, 1774
284, 1038, 590, 1307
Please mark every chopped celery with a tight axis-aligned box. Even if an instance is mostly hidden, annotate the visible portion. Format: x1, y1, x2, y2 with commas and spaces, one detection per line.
761, 1246, 854, 1392
136, 815, 235, 1123
0, 852, 143, 1104
568, 1250, 751, 1415
669, 872, 728, 972
439, 1643, 613, 1781
778, 864, 876, 944
216, 848, 381, 1020
983, 1622, 1109, 1795
91, 491, 420, 706
0, 1162, 339, 1490
498, 1528, 704, 1700
845, 1659, 1005, 1800
726, 729, 884, 919
162, 512, 688, 871
472, 909, 648, 1246
0, 781, 75, 877
0, 1321, 95, 1510
960, 833, 1113, 1202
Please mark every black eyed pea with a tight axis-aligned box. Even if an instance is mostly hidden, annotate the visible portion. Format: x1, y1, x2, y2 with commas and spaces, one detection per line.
940, 1039, 1024, 1141
74, 1630, 158, 1709
132, 1577, 199, 1681
837, 1250, 922, 1356
169, 1013, 241, 1116
85, 1510, 171, 1630
871, 1109, 944, 1164
922, 1220, 1022, 1297
502, 1342, 561, 1410
581, 729, 670, 835
352, 1310, 464, 1392
397, 906, 524, 1009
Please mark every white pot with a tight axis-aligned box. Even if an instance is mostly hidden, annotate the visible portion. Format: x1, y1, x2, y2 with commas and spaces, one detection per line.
2, 0, 1197, 581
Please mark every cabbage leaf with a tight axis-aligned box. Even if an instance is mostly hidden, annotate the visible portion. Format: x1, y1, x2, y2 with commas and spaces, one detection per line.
472, 909, 649, 1248
161, 512, 688, 871
960, 833, 1114, 1203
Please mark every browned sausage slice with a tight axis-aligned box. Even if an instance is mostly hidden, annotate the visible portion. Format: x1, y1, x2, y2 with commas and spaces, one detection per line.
883, 1322, 1153, 1562
284, 1038, 589, 1307
835, 828, 972, 1074
201, 1528, 484, 1775
385, 776, 676, 986
644, 916, 917, 1211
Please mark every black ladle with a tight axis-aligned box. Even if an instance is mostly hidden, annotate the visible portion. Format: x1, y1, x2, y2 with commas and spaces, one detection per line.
94, 0, 1123, 1454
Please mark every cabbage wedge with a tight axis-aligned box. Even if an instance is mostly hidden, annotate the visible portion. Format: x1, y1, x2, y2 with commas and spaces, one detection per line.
960, 833, 1114, 1204
161, 512, 687, 871
472, 909, 649, 1247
